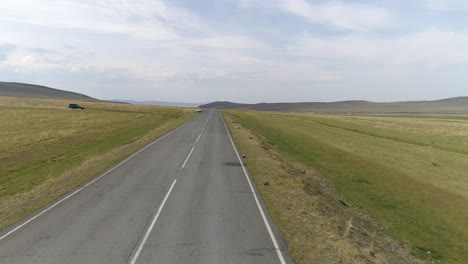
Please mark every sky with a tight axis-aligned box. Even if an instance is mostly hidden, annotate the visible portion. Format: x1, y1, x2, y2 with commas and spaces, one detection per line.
0, 0, 467, 103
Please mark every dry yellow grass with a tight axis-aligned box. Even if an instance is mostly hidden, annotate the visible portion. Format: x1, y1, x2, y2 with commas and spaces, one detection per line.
0, 96, 193, 231
223, 113, 420, 264
306, 114, 468, 138
224, 110, 468, 263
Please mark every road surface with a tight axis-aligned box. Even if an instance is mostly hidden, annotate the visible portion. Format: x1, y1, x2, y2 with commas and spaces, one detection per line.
0, 109, 294, 264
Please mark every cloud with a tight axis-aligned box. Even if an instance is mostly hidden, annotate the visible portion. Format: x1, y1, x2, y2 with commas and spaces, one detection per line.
187, 35, 265, 49
288, 29, 468, 69
0, 0, 202, 41
0, 43, 16, 60
240, 0, 393, 32
4, 46, 86, 69
0, 61, 153, 97
1, 0, 467, 103
425, 0, 468, 11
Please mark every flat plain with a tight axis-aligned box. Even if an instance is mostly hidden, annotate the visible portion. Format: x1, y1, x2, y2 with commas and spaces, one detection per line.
0, 96, 193, 232
224, 110, 468, 264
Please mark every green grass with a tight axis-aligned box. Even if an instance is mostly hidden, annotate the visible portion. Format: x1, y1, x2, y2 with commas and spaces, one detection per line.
0, 96, 193, 231
224, 110, 468, 264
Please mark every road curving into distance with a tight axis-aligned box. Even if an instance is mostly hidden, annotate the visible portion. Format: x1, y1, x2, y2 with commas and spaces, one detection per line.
0, 109, 294, 264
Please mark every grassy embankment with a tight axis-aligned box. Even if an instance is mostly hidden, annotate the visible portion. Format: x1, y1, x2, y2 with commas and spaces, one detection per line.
223, 110, 468, 264
0, 96, 193, 231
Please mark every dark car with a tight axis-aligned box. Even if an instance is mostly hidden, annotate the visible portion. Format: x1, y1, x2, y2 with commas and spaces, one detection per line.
68, 103, 84, 109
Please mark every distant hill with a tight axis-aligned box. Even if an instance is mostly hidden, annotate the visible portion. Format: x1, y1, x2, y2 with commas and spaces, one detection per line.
112, 99, 202, 107
0, 82, 95, 100
200, 97, 468, 114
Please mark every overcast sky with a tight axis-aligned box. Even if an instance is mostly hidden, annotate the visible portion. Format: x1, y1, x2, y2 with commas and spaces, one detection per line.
0, 0, 467, 103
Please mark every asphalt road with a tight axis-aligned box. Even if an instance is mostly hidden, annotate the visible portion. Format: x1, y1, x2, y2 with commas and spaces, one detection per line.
0, 109, 294, 264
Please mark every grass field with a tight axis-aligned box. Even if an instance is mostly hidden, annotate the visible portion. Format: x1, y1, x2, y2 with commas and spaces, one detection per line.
0, 96, 193, 231
224, 110, 468, 264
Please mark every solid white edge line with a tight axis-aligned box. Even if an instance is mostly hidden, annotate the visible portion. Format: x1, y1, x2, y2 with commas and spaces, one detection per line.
181, 146, 195, 169
0, 120, 184, 242
0, 187, 82, 241
220, 111, 287, 264
129, 179, 177, 264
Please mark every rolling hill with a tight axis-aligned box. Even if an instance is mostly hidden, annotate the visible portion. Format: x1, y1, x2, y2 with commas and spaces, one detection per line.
0, 82, 95, 100
200, 97, 468, 113
111, 99, 202, 107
